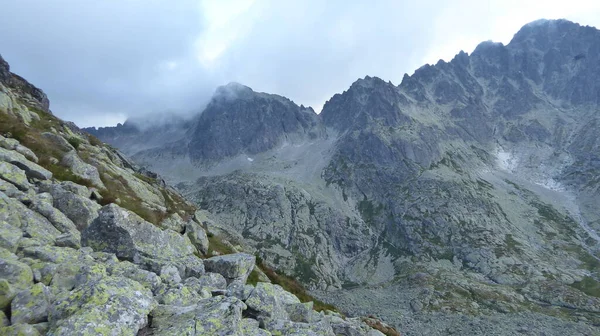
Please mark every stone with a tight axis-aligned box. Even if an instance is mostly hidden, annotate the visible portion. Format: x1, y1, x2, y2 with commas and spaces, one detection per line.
47, 183, 100, 231
20, 245, 80, 264
286, 302, 316, 323
227, 281, 255, 301
329, 317, 386, 336
265, 319, 335, 336
155, 282, 211, 306
82, 204, 195, 265
160, 264, 182, 285
1, 192, 60, 245
150, 296, 245, 335
0, 279, 16, 310
186, 219, 210, 255
54, 233, 81, 249
0, 147, 51, 180
204, 253, 256, 284
245, 282, 301, 325
241, 318, 272, 336
108, 261, 162, 292
0, 161, 30, 191
40, 132, 74, 152
0, 221, 22, 253
194, 272, 228, 292
29, 196, 79, 236
0, 324, 41, 336
0, 136, 38, 163
48, 276, 156, 335
60, 150, 105, 189
10, 283, 51, 324
0, 249, 34, 293
159, 213, 186, 233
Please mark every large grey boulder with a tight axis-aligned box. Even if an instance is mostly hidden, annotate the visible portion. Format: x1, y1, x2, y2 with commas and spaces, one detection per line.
245, 282, 301, 325
0, 249, 33, 309
48, 276, 156, 335
29, 195, 79, 237
82, 204, 197, 270
0, 193, 60, 245
0, 147, 51, 180
0, 135, 38, 161
0, 221, 22, 253
204, 253, 255, 284
186, 219, 209, 255
60, 150, 105, 189
0, 161, 30, 191
46, 184, 100, 230
10, 283, 51, 324
108, 260, 162, 292
149, 296, 246, 335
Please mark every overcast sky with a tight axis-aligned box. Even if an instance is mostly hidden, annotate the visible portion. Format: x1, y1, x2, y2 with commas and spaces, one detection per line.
2, 0, 600, 127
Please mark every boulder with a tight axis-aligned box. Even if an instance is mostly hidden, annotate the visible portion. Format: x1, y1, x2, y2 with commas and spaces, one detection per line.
108, 260, 162, 293
186, 219, 210, 255
10, 283, 51, 324
0, 324, 41, 336
47, 183, 100, 230
54, 233, 81, 249
48, 276, 156, 335
0, 249, 34, 292
159, 213, 186, 233
82, 204, 196, 269
227, 281, 255, 301
0, 161, 30, 191
204, 253, 256, 284
241, 318, 272, 336
0, 221, 22, 253
193, 272, 228, 292
0, 147, 51, 180
155, 282, 211, 306
149, 296, 245, 335
29, 195, 79, 236
0, 279, 16, 310
329, 317, 387, 336
0, 135, 38, 162
60, 150, 105, 189
286, 302, 317, 323
1, 192, 60, 245
245, 282, 301, 325
40, 132, 74, 152
265, 319, 335, 336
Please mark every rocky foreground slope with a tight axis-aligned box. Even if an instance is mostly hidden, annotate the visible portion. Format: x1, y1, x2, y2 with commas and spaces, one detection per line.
0, 54, 391, 335
89, 20, 600, 335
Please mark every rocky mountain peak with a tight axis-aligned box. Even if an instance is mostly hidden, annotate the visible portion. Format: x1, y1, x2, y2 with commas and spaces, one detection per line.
321, 76, 409, 132
188, 83, 325, 163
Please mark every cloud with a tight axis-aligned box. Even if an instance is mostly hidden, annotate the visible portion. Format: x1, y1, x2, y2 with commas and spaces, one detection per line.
1, 0, 599, 127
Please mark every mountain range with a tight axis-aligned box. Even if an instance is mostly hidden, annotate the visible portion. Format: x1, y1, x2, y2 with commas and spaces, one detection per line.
86, 19, 600, 335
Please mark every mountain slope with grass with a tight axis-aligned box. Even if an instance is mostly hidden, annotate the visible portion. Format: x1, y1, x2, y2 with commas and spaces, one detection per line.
0, 54, 391, 335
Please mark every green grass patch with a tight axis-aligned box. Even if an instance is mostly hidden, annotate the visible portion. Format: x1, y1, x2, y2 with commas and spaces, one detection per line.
67, 136, 83, 149
570, 276, 600, 298
255, 257, 337, 312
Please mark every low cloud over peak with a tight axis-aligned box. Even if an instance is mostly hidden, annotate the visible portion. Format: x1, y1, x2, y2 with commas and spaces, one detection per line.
2, 0, 599, 127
